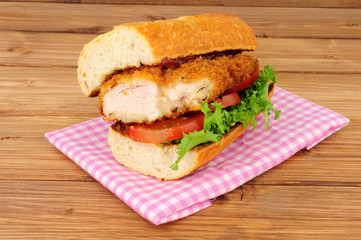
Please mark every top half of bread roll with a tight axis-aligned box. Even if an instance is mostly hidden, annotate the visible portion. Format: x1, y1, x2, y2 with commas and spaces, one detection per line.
77, 13, 257, 97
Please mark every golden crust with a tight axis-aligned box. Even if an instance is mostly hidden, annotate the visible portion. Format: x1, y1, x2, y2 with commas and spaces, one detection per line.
99, 54, 259, 122
117, 13, 257, 63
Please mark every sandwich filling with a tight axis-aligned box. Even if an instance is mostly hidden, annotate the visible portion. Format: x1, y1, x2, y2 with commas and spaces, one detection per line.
99, 53, 258, 123
109, 65, 280, 170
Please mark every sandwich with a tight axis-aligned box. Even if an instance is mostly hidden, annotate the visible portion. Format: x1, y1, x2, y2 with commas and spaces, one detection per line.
77, 13, 280, 180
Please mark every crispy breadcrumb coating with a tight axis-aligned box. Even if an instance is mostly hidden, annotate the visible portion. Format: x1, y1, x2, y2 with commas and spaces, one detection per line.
102, 53, 258, 98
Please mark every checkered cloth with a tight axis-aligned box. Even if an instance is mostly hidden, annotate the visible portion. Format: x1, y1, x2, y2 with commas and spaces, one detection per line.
45, 87, 349, 225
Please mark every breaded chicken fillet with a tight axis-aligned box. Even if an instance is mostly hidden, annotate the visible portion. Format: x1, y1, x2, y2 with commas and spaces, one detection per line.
99, 53, 258, 123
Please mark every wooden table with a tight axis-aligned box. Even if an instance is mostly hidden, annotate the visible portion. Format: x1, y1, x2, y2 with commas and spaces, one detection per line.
1, 1, 361, 239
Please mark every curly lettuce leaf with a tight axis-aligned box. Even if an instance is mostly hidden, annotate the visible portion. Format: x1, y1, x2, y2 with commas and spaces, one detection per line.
169, 65, 281, 170
170, 130, 219, 170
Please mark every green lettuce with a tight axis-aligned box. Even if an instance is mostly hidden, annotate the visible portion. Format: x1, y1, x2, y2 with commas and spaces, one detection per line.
169, 65, 281, 170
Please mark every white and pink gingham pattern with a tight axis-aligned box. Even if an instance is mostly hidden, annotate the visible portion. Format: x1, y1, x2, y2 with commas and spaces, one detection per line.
45, 87, 349, 225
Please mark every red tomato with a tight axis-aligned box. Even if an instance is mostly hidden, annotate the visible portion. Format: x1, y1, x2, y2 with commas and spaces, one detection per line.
127, 112, 204, 143
225, 65, 260, 94
210, 92, 241, 110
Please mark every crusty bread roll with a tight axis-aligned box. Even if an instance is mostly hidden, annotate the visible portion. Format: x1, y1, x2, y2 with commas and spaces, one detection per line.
108, 83, 275, 181
77, 13, 257, 97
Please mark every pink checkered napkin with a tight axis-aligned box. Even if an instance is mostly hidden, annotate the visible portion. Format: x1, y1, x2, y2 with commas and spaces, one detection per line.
45, 87, 349, 225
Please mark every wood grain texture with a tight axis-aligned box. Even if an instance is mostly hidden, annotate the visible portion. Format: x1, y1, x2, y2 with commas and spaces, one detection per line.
1, 0, 361, 8
1, 182, 361, 239
1, 31, 361, 73
0, 3, 361, 38
0, 67, 99, 116
1, 2, 361, 238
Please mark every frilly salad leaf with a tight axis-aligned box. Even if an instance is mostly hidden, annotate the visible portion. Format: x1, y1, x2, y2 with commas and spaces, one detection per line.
169, 65, 281, 170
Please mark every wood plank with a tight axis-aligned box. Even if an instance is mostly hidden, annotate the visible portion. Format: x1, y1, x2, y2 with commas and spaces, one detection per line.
254, 38, 361, 74
0, 31, 87, 68
0, 116, 97, 181
1, 32, 361, 73
2, 0, 361, 8
0, 67, 99, 117
0, 3, 361, 38
1, 181, 361, 239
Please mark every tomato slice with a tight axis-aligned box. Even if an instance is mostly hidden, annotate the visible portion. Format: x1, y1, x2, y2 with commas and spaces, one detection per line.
210, 92, 241, 110
127, 112, 204, 143
225, 65, 260, 94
